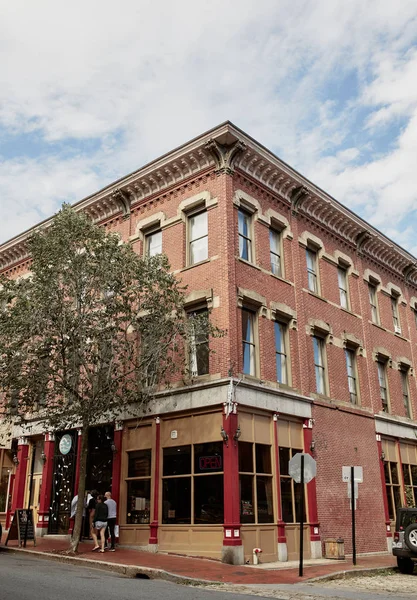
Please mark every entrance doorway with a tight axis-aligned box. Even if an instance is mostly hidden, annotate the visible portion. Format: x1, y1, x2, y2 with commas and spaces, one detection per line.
48, 431, 78, 534
24, 440, 44, 526
85, 425, 114, 495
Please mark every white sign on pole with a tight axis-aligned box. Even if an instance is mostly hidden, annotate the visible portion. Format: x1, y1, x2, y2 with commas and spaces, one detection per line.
347, 481, 359, 500
289, 453, 317, 484
342, 466, 363, 483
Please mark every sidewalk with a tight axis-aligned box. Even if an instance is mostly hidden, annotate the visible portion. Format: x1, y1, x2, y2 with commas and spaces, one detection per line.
0, 534, 396, 585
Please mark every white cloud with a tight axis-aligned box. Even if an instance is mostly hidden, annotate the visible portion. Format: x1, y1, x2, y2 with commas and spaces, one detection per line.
0, 0, 417, 251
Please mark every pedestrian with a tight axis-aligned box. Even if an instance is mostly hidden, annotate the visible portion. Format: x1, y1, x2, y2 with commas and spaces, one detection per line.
104, 491, 117, 551
91, 495, 108, 553
88, 489, 98, 540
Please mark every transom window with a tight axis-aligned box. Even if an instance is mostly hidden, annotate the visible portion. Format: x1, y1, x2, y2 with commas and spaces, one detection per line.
242, 308, 256, 376
239, 442, 274, 524
306, 248, 318, 293
189, 210, 208, 265
145, 230, 162, 257
238, 209, 253, 262
269, 229, 282, 276
274, 321, 288, 384
312, 336, 326, 394
369, 283, 379, 324
377, 361, 389, 412
338, 267, 349, 309
345, 348, 358, 404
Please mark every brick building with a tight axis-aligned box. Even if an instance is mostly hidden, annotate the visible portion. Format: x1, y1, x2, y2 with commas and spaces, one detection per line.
1, 121, 417, 564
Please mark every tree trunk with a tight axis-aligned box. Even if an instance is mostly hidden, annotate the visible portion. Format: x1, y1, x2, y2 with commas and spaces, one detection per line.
70, 424, 89, 553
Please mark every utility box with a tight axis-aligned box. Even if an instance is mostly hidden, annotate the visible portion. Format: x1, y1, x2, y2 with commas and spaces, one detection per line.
324, 538, 345, 560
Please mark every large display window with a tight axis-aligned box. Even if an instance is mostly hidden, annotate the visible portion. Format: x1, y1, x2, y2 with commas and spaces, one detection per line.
238, 441, 274, 524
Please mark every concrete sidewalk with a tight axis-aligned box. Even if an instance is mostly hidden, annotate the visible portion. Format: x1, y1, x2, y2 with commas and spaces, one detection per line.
0, 534, 396, 585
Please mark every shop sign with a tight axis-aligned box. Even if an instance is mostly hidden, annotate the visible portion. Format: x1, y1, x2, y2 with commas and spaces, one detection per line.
199, 455, 222, 471
59, 434, 72, 455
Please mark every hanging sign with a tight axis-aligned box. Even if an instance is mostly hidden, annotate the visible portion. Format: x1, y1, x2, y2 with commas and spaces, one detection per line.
59, 434, 72, 455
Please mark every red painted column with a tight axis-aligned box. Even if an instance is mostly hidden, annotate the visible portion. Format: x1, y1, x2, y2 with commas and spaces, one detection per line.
149, 417, 160, 546
111, 423, 123, 513
11, 438, 29, 512
302, 419, 320, 549
376, 435, 392, 540
273, 414, 287, 554
37, 433, 55, 534
69, 429, 82, 535
222, 404, 243, 562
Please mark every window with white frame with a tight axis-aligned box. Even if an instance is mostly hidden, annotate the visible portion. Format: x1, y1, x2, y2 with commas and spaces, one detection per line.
187, 308, 209, 377
269, 229, 282, 276
306, 248, 318, 293
145, 229, 162, 257
400, 368, 411, 419
377, 360, 389, 412
242, 307, 257, 376
188, 210, 208, 265
274, 321, 288, 384
391, 295, 401, 333
238, 209, 253, 262
368, 282, 379, 324
345, 348, 358, 404
312, 336, 326, 394
338, 266, 349, 309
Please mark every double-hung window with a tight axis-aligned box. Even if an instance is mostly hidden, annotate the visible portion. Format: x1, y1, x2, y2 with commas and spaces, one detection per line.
369, 283, 379, 324
269, 229, 282, 276
306, 248, 318, 293
188, 210, 208, 265
312, 336, 326, 394
345, 349, 358, 404
338, 267, 349, 309
242, 308, 256, 376
401, 368, 411, 418
238, 209, 253, 262
377, 360, 389, 412
187, 308, 209, 377
391, 295, 401, 333
145, 230, 162, 257
274, 321, 288, 384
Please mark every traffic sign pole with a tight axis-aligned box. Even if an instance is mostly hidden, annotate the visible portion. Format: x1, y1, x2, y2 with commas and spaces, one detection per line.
351, 466, 356, 565
299, 454, 304, 577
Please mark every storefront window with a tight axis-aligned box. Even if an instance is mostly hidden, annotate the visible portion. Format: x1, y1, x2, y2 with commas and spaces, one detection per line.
126, 449, 151, 524
384, 460, 402, 520
239, 442, 274, 524
162, 442, 223, 525
279, 446, 306, 523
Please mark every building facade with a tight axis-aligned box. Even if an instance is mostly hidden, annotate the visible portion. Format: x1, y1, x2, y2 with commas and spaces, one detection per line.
1, 122, 417, 564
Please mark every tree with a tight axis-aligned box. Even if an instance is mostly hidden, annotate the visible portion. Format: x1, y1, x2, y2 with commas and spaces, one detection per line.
0, 205, 218, 552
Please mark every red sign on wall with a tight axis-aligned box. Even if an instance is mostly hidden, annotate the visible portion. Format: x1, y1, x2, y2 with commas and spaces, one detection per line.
199, 455, 222, 471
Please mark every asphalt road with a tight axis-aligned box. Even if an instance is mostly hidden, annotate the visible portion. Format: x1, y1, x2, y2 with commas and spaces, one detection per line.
0, 552, 267, 600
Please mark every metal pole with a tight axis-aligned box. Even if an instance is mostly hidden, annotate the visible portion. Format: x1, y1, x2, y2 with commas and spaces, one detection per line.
24, 442, 36, 547
299, 454, 304, 577
351, 465, 356, 566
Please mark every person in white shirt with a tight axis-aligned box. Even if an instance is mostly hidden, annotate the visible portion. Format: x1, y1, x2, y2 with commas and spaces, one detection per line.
104, 491, 117, 551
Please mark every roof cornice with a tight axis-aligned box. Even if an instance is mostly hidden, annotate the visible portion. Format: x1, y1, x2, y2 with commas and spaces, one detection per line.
1, 121, 416, 285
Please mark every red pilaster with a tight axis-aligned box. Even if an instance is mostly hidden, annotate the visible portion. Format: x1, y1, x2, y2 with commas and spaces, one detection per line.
222, 406, 242, 547
303, 419, 320, 543
111, 423, 123, 510
273, 414, 286, 545
376, 435, 392, 538
149, 417, 160, 545
37, 433, 55, 532
11, 438, 29, 513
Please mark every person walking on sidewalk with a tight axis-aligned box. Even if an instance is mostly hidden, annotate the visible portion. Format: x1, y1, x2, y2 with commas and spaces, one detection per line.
91, 495, 108, 553
104, 491, 117, 551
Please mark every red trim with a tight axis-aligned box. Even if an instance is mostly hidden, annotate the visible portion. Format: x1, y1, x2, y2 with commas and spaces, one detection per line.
11, 442, 29, 512
111, 427, 123, 508
149, 418, 160, 545
37, 434, 55, 530
273, 415, 286, 544
377, 438, 392, 537
222, 410, 242, 545
303, 420, 320, 542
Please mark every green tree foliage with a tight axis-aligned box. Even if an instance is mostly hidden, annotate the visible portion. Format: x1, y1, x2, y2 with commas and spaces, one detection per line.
0, 205, 219, 551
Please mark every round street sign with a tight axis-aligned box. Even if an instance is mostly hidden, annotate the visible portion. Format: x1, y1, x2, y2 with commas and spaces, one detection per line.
288, 452, 317, 484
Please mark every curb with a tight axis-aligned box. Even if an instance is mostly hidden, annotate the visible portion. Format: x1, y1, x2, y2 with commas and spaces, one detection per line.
0, 546, 213, 587
306, 566, 396, 582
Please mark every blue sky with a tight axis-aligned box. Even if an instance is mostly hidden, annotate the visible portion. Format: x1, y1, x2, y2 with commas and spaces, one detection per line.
1, 1, 417, 254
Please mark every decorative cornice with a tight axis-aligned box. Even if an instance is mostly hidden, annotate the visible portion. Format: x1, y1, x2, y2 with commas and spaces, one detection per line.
204, 139, 246, 175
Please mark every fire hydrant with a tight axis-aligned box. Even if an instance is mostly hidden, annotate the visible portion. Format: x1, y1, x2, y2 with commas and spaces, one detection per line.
252, 547, 262, 565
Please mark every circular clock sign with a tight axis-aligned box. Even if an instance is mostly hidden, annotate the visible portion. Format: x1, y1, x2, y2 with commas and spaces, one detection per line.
59, 434, 72, 455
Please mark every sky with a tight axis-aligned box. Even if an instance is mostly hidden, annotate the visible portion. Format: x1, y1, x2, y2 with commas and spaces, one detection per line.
1, 1, 417, 254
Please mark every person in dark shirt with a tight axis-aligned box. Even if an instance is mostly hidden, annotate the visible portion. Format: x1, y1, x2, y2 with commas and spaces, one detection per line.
91, 495, 108, 552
